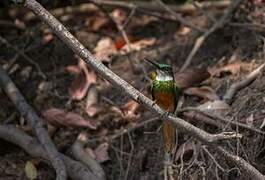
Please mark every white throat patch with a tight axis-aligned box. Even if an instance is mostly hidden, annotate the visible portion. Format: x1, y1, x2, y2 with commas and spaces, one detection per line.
156, 74, 173, 81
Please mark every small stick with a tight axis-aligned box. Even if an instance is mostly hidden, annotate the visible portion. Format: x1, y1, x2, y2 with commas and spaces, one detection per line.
180, 107, 265, 135
223, 63, 265, 104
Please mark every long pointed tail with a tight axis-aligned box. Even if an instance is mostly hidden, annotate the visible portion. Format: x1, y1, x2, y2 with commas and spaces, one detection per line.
162, 121, 176, 155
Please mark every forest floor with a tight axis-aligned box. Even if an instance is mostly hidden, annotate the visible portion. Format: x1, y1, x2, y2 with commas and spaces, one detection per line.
1, 0, 265, 180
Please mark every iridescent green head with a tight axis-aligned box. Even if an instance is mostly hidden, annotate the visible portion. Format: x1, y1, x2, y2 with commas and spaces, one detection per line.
145, 59, 174, 81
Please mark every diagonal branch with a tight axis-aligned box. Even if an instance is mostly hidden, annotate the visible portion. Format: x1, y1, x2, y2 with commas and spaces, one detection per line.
0, 66, 67, 180
21, 0, 240, 144
214, 146, 265, 180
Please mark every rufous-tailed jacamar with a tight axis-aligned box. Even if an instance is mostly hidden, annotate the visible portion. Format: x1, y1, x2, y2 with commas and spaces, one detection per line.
146, 59, 180, 157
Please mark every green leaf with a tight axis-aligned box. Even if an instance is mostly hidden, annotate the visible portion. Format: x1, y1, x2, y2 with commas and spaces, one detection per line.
25, 161, 37, 180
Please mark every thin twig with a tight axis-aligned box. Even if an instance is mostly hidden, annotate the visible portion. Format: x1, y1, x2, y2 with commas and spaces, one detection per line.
0, 66, 66, 180
0, 35, 46, 79
223, 63, 265, 104
88, 117, 159, 143
180, 0, 244, 72
124, 132, 134, 180
203, 146, 226, 172
230, 22, 265, 32
22, 0, 241, 145
180, 107, 265, 135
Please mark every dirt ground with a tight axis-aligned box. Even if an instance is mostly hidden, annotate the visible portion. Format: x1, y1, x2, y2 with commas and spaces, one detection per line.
1, 0, 265, 180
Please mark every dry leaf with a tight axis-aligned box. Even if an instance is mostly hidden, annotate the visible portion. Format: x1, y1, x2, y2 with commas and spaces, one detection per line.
94, 142, 109, 163
121, 100, 141, 121
42, 32, 54, 44
175, 68, 210, 89
69, 71, 90, 100
111, 8, 127, 25
15, 19, 26, 29
115, 35, 136, 50
252, 0, 262, 4
85, 147, 96, 160
65, 65, 82, 74
110, 100, 141, 122
94, 37, 118, 62
90, 16, 109, 31
25, 161, 37, 180
121, 38, 156, 53
208, 61, 250, 77
177, 26, 191, 36
42, 108, 97, 129
68, 59, 97, 100
175, 141, 195, 163
184, 86, 220, 101
197, 100, 230, 115
246, 114, 254, 127
86, 85, 101, 117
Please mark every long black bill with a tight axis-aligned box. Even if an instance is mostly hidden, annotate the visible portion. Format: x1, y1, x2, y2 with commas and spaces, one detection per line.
144, 59, 160, 69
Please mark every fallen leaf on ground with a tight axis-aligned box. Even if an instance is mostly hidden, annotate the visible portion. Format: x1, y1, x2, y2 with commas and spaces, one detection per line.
111, 8, 127, 25
94, 37, 118, 63
184, 86, 220, 101
111, 100, 141, 122
42, 32, 54, 44
177, 26, 191, 36
65, 65, 82, 74
115, 35, 136, 50
15, 19, 26, 29
85, 147, 96, 160
25, 161, 37, 180
94, 142, 109, 163
42, 108, 97, 129
175, 68, 210, 89
90, 15, 109, 31
121, 100, 141, 121
246, 114, 254, 127
68, 59, 97, 100
197, 100, 230, 116
85, 85, 101, 117
121, 38, 156, 53
175, 141, 196, 163
208, 61, 251, 77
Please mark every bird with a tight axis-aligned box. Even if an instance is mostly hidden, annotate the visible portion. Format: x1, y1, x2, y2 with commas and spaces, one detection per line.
145, 59, 180, 158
